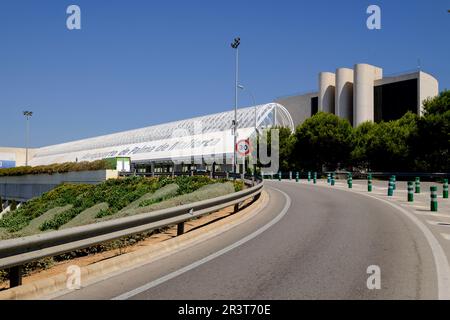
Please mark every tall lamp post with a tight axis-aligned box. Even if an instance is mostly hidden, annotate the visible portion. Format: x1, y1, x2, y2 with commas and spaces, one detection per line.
23, 111, 33, 166
237, 84, 257, 133
231, 37, 240, 174
238, 84, 258, 176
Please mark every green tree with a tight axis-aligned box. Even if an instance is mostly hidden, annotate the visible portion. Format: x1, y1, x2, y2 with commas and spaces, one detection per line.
292, 112, 353, 171
278, 127, 295, 172
358, 112, 417, 171
255, 126, 295, 173
409, 90, 450, 172
422, 90, 450, 116
351, 121, 376, 169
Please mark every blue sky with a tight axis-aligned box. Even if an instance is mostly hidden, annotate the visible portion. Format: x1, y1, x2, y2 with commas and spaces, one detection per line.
0, 0, 449, 148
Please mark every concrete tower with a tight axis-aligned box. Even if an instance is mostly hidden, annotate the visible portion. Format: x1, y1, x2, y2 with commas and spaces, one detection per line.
353, 64, 383, 126
335, 68, 354, 124
319, 72, 336, 114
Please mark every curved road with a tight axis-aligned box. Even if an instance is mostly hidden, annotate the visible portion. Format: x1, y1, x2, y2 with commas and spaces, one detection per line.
55, 181, 442, 300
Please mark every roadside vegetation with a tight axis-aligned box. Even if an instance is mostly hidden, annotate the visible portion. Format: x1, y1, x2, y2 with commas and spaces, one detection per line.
271, 90, 449, 173
0, 175, 244, 284
0, 176, 243, 237
0, 159, 115, 177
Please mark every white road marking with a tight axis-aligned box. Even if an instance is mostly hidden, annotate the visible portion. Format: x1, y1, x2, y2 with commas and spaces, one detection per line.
111, 187, 292, 300
441, 234, 450, 241
427, 220, 450, 227
400, 204, 428, 210
278, 180, 450, 300
415, 212, 450, 219
352, 193, 450, 300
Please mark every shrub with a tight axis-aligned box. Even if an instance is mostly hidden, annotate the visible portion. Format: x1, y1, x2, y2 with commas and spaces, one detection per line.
108, 182, 236, 219
1, 175, 241, 235
9, 200, 17, 211
40, 175, 217, 230
0, 159, 115, 177
0, 184, 92, 232
137, 184, 180, 208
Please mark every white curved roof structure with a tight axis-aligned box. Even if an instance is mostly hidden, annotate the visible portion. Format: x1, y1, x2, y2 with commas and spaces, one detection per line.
30, 103, 294, 166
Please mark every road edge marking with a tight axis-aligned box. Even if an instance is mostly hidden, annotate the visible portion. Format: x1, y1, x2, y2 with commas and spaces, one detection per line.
275, 180, 450, 300
364, 194, 450, 300
112, 187, 292, 300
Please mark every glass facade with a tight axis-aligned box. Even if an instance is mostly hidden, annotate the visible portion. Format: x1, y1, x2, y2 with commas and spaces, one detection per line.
311, 97, 318, 116
374, 79, 418, 122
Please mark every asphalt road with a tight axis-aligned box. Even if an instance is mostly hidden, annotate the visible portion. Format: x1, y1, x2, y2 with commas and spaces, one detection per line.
55, 181, 443, 300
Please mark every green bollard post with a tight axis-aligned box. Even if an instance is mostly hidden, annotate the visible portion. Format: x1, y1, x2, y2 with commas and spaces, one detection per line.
308, 171, 311, 182
443, 179, 448, 199
348, 176, 352, 189
388, 180, 394, 197
392, 175, 396, 190
430, 186, 438, 212
313, 172, 317, 184
327, 173, 331, 184
415, 177, 421, 194
296, 172, 299, 183
331, 177, 335, 186
368, 180, 372, 192
278, 171, 282, 181
407, 181, 414, 202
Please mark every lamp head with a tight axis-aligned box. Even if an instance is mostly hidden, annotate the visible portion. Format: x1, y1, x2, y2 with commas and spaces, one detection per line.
231, 37, 241, 49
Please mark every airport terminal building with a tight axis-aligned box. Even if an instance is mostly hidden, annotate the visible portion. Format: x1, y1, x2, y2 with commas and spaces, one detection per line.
276, 63, 439, 127
0, 103, 294, 173
0, 63, 439, 173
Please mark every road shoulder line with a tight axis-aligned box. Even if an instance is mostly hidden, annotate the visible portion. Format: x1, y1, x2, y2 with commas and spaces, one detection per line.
274, 180, 450, 300
112, 187, 292, 300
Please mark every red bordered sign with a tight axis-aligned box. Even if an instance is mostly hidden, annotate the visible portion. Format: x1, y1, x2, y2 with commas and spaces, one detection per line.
236, 139, 251, 156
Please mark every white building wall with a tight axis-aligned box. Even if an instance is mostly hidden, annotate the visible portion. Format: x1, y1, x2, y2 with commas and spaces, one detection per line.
418, 71, 439, 115
275, 92, 317, 127
319, 72, 336, 114
335, 68, 354, 124
0, 147, 35, 167
353, 64, 383, 126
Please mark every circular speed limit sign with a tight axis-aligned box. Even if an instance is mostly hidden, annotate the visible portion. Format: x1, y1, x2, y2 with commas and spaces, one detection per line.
236, 139, 251, 156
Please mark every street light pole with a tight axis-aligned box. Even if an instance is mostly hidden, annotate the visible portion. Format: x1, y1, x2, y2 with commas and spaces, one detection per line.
23, 111, 33, 166
231, 37, 240, 174
238, 84, 258, 177
238, 84, 257, 133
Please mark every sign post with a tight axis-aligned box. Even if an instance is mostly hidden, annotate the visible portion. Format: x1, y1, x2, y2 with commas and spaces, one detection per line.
236, 139, 251, 179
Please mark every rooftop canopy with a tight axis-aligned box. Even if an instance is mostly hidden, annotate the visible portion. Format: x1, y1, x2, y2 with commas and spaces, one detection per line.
30, 103, 294, 165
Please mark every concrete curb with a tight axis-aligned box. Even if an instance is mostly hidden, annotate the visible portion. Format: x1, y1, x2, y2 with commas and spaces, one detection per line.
0, 190, 269, 300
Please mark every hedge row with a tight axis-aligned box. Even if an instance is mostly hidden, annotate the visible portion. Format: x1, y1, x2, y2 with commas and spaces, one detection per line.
0, 160, 115, 177
0, 175, 243, 235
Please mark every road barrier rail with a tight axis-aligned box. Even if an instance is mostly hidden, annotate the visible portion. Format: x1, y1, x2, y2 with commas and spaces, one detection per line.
0, 175, 263, 288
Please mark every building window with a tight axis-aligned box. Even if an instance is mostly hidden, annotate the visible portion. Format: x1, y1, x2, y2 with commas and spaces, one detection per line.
374, 79, 418, 122
311, 97, 318, 116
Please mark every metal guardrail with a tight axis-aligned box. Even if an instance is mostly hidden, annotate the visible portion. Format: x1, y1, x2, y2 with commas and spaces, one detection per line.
0, 177, 263, 288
